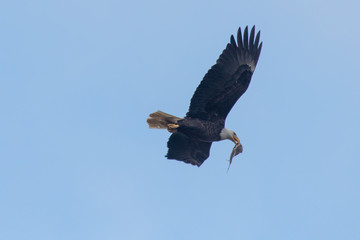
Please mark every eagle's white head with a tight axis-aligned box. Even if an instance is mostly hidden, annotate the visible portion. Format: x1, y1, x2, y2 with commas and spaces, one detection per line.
220, 128, 240, 144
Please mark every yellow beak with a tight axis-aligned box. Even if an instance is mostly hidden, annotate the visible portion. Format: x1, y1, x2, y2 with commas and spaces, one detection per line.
233, 135, 240, 145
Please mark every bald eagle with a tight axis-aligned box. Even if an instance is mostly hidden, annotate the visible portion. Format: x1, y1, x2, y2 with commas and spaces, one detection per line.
147, 26, 262, 167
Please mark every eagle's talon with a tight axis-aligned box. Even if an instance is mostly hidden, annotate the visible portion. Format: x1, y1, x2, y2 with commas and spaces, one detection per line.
167, 124, 179, 133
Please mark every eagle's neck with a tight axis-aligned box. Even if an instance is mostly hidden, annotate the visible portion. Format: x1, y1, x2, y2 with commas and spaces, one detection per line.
219, 128, 234, 141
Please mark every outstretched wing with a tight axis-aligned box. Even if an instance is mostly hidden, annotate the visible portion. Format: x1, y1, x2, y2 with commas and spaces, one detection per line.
186, 26, 262, 120
166, 132, 212, 166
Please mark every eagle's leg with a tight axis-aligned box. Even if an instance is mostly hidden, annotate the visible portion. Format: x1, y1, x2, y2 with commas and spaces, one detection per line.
167, 123, 179, 133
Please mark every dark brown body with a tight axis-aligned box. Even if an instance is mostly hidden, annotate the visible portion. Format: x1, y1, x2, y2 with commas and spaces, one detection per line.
176, 117, 225, 142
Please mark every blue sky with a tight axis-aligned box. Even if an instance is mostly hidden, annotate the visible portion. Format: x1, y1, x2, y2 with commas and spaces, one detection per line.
1, 0, 359, 239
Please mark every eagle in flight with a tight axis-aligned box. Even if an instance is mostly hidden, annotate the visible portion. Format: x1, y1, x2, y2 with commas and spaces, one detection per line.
147, 26, 262, 167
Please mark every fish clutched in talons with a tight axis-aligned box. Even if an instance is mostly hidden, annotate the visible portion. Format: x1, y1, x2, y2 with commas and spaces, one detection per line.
227, 142, 243, 172
167, 123, 179, 133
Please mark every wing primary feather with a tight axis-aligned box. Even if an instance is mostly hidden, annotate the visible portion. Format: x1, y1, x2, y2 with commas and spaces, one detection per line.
257, 42, 263, 60
230, 35, 237, 47
244, 26, 249, 49
249, 26, 255, 49
255, 31, 261, 48
237, 27, 243, 49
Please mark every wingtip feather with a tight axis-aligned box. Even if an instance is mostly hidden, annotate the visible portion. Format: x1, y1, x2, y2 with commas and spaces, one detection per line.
230, 35, 236, 47
237, 27, 243, 49
244, 26, 249, 49
255, 31, 260, 48
249, 26, 255, 49
257, 42, 263, 60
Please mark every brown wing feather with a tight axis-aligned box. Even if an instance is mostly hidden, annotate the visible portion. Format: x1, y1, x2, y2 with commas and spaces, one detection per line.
186, 26, 262, 120
166, 132, 212, 166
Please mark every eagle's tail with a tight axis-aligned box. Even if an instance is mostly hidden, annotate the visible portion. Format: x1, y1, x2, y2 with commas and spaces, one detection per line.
147, 110, 182, 129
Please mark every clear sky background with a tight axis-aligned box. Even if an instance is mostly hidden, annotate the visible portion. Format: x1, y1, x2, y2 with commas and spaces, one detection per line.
1, 0, 359, 239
